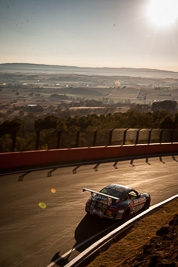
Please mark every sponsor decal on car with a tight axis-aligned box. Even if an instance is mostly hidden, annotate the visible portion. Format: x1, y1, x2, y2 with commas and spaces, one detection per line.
95, 195, 107, 201
93, 209, 103, 216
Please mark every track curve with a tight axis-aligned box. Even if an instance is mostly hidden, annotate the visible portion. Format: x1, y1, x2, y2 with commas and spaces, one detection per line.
0, 156, 177, 267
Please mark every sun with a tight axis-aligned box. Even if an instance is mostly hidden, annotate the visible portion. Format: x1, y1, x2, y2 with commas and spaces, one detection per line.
147, 0, 178, 27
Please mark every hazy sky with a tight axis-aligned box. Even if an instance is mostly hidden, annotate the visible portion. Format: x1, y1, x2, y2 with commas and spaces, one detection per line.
0, 0, 178, 71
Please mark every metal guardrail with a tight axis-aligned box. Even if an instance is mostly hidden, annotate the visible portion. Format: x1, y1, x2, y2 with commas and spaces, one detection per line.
63, 194, 178, 267
29, 128, 178, 149
1, 128, 178, 152
1, 152, 178, 181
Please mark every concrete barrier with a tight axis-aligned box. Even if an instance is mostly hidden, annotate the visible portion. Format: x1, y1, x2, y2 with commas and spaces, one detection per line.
0, 143, 178, 171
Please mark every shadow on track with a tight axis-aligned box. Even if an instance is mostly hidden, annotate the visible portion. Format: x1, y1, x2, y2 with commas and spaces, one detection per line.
50, 206, 151, 266
74, 213, 118, 250
50, 213, 120, 266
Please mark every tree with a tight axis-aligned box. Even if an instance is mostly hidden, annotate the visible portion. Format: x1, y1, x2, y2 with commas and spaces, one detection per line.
43, 116, 59, 129
174, 113, 178, 128
159, 115, 175, 129
0, 119, 23, 136
34, 116, 59, 131
152, 100, 177, 112
0, 119, 23, 152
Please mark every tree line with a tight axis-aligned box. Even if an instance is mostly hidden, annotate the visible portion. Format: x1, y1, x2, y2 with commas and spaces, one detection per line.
0, 109, 178, 152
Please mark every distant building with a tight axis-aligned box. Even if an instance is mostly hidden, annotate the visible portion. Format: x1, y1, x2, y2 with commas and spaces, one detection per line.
27, 104, 37, 107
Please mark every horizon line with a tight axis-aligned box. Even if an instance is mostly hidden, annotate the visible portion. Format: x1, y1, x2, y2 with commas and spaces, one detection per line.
0, 62, 178, 73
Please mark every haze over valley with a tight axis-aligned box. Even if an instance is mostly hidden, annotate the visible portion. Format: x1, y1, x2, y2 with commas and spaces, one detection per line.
0, 63, 178, 120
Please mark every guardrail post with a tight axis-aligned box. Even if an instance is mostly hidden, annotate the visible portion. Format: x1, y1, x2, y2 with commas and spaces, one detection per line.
109, 129, 113, 146
11, 130, 17, 152
35, 130, 40, 150
159, 129, 164, 144
170, 129, 174, 143
148, 129, 152, 144
135, 129, 140, 145
76, 130, 80, 147
123, 129, 128, 145
57, 130, 62, 149
93, 130, 97, 146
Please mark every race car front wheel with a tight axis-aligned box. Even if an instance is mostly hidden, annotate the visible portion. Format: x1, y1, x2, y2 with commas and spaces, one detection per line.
143, 199, 150, 210
122, 208, 130, 222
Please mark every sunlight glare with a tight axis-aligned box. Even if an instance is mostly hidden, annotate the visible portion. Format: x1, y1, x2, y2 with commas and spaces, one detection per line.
51, 188, 56, 193
147, 0, 178, 27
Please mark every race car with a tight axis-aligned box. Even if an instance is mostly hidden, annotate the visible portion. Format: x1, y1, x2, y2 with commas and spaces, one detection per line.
83, 184, 151, 221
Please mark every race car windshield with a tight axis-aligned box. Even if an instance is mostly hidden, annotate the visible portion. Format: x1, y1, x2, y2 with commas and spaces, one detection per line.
100, 188, 124, 199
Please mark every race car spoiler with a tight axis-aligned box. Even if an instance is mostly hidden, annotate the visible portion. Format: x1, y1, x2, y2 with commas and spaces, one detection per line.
83, 188, 120, 201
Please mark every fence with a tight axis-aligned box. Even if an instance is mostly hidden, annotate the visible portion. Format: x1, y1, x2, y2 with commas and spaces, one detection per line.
0, 128, 178, 153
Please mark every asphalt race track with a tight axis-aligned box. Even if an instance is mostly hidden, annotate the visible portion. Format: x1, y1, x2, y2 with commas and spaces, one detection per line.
0, 156, 178, 267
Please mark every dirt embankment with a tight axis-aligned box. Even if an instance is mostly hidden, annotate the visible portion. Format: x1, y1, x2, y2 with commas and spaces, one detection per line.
87, 199, 178, 267
123, 214, 178, 267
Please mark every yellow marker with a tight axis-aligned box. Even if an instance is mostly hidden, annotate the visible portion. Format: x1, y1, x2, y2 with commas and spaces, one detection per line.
38, 202, 46, 209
